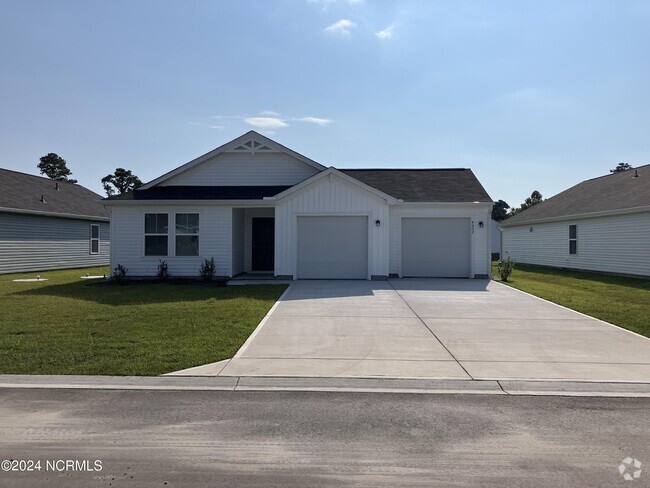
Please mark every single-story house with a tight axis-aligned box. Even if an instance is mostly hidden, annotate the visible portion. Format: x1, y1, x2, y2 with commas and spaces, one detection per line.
500, 164, 650, 277
106, 131, 493, 280
0, 168, 110, 274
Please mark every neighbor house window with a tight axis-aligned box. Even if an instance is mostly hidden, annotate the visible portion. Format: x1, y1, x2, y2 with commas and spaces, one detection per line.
144, 213, 169, 256
569, 224, 577, 255
90, 224, 100, 254
175, 213, 199, 256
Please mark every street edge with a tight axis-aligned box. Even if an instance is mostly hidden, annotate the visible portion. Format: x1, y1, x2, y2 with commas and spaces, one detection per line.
1, 375, 650, 397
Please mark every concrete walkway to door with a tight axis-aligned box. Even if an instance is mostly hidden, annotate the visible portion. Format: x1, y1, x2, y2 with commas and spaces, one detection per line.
174, 279, 650, 382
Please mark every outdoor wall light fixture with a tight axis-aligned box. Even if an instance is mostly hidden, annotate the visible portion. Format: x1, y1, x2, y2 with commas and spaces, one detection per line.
478, 221, 484, 228
375, 220, 381, 227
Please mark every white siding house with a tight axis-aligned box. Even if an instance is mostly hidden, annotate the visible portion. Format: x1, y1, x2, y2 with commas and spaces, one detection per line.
106, 131, 493, 280
501, 165, 650, 277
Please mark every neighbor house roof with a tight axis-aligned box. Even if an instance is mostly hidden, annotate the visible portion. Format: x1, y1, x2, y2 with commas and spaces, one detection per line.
0, 168, 109, 220
340, 169, 493, 203
501, 164, 650, 227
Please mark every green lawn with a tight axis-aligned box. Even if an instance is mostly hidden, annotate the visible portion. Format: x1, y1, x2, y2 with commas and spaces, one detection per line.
0, 267, 286, 375
492, 263, 650, 338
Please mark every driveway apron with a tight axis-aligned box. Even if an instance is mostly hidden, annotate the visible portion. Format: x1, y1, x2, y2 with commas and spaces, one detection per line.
211, 279, 650, 381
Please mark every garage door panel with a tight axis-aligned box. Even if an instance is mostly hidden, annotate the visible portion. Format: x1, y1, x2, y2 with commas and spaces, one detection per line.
298, 216, 368, 279
401, 218, 470, 277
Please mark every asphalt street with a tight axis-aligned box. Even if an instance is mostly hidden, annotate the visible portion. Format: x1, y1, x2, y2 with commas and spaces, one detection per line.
0, 389, 648, 487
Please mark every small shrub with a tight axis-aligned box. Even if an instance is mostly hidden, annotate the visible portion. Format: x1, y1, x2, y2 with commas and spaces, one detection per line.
199, 257, 216, 281
157, 260, 170, 280
111, 263, 128, 283
496, 257, 516, 282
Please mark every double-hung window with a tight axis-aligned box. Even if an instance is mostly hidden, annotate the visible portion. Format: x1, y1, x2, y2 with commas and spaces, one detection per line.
145, 213, 169, 256
175, 213, 199, 256
569, 224, 577, 255
90, 224, 100, 254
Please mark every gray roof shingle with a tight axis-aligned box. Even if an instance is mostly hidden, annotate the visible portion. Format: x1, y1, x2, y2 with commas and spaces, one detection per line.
107, 168, 493, 203
0, 168, 109, 219
501, 164, 650, 226
340, 169, 493, 203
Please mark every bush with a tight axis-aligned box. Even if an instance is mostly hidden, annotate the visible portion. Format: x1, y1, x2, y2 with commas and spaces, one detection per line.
157, 260, 170, 280
199, 257, 216, 281
111, 263, 128, 283
496, 257, 516, 282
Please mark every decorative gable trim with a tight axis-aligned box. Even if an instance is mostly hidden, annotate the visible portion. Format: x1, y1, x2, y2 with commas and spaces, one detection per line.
140, 131, 326, 190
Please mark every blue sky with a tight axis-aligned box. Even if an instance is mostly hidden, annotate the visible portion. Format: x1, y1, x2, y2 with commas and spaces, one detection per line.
1, 0, 649, 207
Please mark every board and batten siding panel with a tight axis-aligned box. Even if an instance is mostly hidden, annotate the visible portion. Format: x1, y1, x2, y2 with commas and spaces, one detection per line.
159, 152, 319, 186
110, 205, 231, 277
231, 208, 245, 276
501, 211, 650, 277
0, 212, 109, 274
275, 173, 389, 278
388, 204, 492, 277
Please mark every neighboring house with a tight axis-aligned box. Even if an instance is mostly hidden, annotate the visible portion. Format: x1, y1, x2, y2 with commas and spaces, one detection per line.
500, 165, 650, 277
0, 168, 110, 274
106, 131, 493, 280
490, 219, 501, 258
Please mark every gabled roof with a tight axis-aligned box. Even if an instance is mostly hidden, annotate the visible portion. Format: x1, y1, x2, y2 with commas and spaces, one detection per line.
340, 169, 493, 203
268, 167, 399, 204
501, 164, 650, 227
139, 131, 326, 190
0, 168, 109, 220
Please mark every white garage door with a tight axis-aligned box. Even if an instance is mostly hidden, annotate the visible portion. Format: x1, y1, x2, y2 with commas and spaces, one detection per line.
401, 218, 471, 278
297, 216, 368, 279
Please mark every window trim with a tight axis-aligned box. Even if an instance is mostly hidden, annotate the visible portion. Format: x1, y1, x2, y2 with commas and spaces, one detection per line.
144, 213, 170, 257
174, 212, 200, 257
90, 224, 100, 255
569, 224, 577, 255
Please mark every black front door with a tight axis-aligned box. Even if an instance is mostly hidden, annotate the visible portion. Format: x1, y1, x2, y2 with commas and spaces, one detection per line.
252, 218, 275, 271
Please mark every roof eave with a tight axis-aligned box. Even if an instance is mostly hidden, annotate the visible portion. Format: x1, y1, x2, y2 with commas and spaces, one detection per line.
500, 204, 650, 227
0, 206, 110, 221
104, 199, 277, 207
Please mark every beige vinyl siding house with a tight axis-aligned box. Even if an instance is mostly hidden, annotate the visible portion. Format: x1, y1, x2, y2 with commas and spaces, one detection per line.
501, 165, 650, 278
106, 131, 493, 280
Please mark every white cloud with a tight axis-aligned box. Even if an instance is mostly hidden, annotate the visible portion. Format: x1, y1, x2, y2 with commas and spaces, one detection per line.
324, 19, 357, 37
244, 117, 288, 129
259, 110, 281, 116
346, 0, 364, 5
209, 125, 224, 129
375, 25, 394, 40
299, 117, 332, 126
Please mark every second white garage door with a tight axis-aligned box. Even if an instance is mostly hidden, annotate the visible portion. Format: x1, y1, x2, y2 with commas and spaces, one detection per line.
401, 218, 471, 278
297, 216, 368, 279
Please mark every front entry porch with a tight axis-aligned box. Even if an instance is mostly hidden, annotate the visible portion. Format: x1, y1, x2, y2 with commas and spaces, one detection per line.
231, 208, 275, 277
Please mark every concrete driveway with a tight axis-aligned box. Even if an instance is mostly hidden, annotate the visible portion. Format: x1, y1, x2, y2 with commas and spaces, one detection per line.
184, 279, 650, 382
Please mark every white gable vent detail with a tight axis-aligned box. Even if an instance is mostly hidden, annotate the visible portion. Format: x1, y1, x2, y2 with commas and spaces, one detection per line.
232, 140, 273, 153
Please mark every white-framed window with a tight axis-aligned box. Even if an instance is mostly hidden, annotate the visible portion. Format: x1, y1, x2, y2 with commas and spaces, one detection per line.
90, 224, 100, 254
569, 224, 577, 255
175, 213, 199, 256
144, 213, 169, 256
